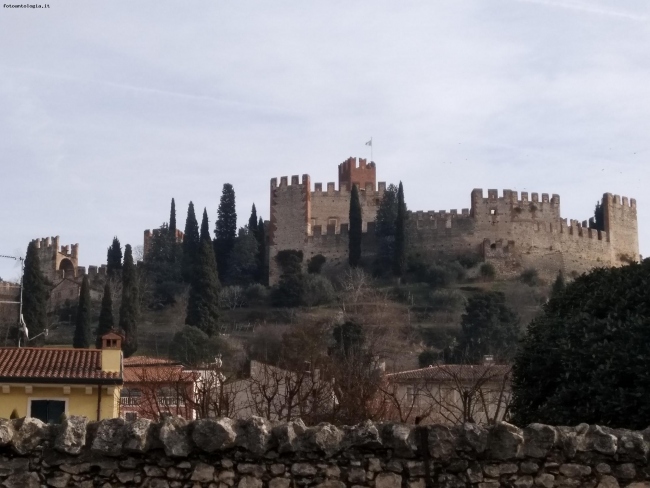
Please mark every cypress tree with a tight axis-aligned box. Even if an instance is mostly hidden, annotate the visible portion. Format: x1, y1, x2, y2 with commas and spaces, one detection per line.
22, 241, 48, 342
73, 275, 92, 348
348, 184, 362, 267
96, 281, 114, 348
551, 270, 565, 298
200, 208, 211, 243
119, 244, 139, 357
215, 183, 237, 283
169, 198, 177, 236
393, 182, 407, 278
185, 239, 221, 336
375, 184, 398, 267
106, 237, 122, 277
256, 217, 266, 283
182, 202, 200, 282
248, 204, 258, 233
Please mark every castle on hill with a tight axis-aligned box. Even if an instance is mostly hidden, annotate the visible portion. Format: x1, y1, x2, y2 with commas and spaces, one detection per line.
268, 157, 639, 283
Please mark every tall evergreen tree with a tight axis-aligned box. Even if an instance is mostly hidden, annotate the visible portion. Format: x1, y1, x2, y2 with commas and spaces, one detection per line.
169, 198, 177, 236
200, 208, 211, 243
589, 201, 605, 231
182, 202, 200, 282
256, 216, 266, 283
349, 184, 362, 267
375, 184, 398, 267
73, 275, 92, 348
393, 181, 407, 278
248, 204, 258, 234
96, 282, 114, 348
215, 183, 237, 283
185, 239, 221, 336
22, 241, 48, 342
119, 244, 139, 357
551, 270, 565, 298
106, 237, 122, 277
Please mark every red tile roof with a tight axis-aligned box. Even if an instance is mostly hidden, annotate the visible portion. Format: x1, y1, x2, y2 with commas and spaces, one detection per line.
123, 356, 194, 383
0, 347, 122, 384
123, 356, 179, 367
386, 364, 512, 382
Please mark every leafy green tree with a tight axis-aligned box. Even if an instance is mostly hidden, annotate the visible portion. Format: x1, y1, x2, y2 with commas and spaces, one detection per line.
393, 182, 407, 278
307, 254, 326, 274
119, 244, 139, 357
215, 183, 237, 283
169, 198, 177, 236
73, 275, 92, 348
96, 282, 114, 348
106, 237, 122, 277
375, 184, 398, 267
349, 184, 362, 267
456, 292, 520, 363
200, 207, 211, 243
169, 325, 230, 366
302, 274, 335, 307
511, 260, 650, 429
22, 241, 48, 342
182, 201, 200, 282
185, 239, 221, 336
271, 250, 304, 307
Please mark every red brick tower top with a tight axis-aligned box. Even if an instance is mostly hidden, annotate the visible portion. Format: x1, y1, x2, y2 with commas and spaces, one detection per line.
338, 157, 377, 191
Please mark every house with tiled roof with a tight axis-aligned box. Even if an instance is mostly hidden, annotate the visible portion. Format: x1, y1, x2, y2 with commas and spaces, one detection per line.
0, 332, 123, 423
381, 360, 512, 425
120, 356, 197, 421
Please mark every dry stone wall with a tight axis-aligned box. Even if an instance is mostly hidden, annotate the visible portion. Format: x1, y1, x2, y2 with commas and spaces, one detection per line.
2, 416, 650, 488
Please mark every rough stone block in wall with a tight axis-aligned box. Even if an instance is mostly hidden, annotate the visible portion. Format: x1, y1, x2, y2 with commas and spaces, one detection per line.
2, 417, 650, 488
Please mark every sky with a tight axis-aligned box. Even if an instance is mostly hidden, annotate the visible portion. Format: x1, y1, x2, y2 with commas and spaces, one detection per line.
1, 0, 649, 281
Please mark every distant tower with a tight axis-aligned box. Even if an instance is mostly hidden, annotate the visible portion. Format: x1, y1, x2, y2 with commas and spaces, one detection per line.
338, 157, 377, 191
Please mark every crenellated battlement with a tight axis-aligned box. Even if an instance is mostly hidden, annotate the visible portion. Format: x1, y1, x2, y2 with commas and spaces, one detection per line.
311, 180, 387, 196
605, 192, 637, 209
471, 188, 560, 206
270, 174, 310, 189
268, 159, 639, 285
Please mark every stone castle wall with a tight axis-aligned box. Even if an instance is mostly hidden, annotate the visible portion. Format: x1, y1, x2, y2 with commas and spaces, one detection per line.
268, 159, 639, 283
2, 416, 650, 488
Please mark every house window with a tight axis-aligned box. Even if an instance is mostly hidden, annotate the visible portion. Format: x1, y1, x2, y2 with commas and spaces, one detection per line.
120, 388, 142, 406
157, 387, 182, 407
406, 386, 415, 404
124, 412, 138, 421
30, 399, 66, 424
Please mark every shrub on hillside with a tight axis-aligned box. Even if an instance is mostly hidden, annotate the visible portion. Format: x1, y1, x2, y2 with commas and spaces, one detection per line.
520, 268, 540, 286
302, 274, 336, 307
244, 283, 270, 307
479, 262, 496, 280
511, 259, 650, 429
307, 254, 327, 274
169, 326, 230, 366
219, 286, 246, 309
427, 289, 467, 313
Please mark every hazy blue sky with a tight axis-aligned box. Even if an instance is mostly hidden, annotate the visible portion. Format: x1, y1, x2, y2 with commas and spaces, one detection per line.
1, 0, 649, 281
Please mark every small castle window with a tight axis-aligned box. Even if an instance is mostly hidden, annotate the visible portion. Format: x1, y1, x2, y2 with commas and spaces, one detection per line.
490, 209, 497, 215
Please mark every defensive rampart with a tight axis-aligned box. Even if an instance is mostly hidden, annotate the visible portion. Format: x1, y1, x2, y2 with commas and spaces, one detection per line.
2, 416, 650, 488
268, 160, 640, 283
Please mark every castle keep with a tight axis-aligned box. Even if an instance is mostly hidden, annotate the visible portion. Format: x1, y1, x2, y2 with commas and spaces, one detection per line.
269, 157, 639, 282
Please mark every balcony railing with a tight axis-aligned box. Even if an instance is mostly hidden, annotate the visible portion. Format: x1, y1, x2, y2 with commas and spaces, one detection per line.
120, 397, 141, 406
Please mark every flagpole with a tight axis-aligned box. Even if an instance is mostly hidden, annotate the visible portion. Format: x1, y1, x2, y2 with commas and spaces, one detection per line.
371, 137, 373, 162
